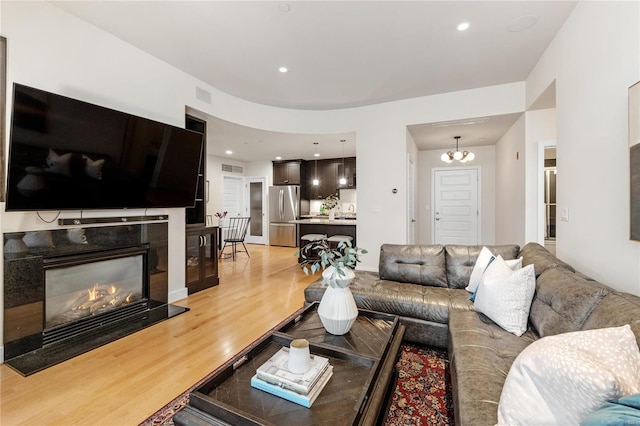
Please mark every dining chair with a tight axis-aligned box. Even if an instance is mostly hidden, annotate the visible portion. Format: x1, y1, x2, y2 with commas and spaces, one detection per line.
219, 216, 251, 260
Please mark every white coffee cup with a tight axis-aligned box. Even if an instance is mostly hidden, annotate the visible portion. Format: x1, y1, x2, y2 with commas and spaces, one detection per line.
288, 339, 311, 375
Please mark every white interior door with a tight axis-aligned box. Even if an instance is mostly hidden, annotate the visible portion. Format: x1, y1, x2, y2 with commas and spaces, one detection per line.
433, 168, 480, 245
244, 177, 267, 244
408, 155, 416, 244
222, 175, 243, 218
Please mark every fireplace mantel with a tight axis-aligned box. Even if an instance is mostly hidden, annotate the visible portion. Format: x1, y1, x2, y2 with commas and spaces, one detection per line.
2, 222, 187, 375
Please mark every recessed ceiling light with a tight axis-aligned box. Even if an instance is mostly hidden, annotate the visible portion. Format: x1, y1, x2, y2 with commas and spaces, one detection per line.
457, 22, 470, 31
275, 156, 282, 160
278, 67, 288, 73
225, 150, 233, 155
508, 15, 537, 32
314, 153, 320, 157
279, 3, 291, 13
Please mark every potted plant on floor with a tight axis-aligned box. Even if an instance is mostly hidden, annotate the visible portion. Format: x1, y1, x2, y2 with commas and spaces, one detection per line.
297, 239, 367, 335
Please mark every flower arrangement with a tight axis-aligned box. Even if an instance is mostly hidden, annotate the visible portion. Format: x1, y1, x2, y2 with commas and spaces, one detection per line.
321, 194, 339, 211
296, 238, 367, 276
214, 211, 228, 219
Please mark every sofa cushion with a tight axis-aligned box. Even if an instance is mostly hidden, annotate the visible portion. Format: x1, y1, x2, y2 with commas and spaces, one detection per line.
497, 325, 640, 425
445, 244, 520, 289
448, 310, 537, 426
581, 290, 640, 347
304, 270, 474, 325
530, 268, 607, 338
379, 244, 448, 288
473, 257, 536, 336
519, 242, 575, 275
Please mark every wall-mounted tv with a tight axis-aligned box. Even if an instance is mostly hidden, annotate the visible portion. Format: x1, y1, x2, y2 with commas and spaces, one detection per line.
5, 83, 203, 211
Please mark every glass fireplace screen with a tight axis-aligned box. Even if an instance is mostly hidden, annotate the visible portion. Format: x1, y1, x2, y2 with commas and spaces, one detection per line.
45, 254, 144, 329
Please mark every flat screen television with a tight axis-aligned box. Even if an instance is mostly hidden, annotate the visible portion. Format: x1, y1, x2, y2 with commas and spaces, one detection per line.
5, 83, 204, 211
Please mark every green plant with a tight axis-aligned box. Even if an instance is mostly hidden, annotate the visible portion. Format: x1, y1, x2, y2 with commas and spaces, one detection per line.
296, 238, 367, 276
321, 194, 339, 211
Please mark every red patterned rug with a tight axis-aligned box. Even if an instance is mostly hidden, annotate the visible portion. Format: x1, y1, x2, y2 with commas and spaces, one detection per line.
141, 343, 454, 426
385, 344, 454, 425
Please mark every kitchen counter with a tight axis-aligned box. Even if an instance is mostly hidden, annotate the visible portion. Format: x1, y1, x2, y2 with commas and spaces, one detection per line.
289, 218, 357, 225
292, 219, 357, 252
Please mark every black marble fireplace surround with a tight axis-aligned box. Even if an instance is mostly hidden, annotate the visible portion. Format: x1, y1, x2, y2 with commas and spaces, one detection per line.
3, 222, 188, 375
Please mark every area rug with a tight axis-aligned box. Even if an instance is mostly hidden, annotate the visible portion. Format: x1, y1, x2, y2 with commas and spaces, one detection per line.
141, 342, 454, 426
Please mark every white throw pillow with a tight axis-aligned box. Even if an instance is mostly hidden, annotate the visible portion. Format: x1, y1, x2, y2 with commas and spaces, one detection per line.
473, 255, 535, 336
505, 256, 523, 270
466, 245, 524, 294
498, 325, 640, 425
466, 246, 494, 293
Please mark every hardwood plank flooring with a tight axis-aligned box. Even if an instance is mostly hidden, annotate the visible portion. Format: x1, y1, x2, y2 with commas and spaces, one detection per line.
0, 244, 316, 426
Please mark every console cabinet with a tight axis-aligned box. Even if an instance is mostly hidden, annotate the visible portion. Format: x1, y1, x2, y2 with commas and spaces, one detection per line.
186, 226, 219, 294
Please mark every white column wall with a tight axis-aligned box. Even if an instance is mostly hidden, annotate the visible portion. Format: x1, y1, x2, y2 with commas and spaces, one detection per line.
495, 116, 526, 245
526, 1, 640, 294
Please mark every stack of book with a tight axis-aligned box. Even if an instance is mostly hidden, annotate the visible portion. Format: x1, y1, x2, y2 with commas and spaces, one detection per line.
250, 347, 333, 408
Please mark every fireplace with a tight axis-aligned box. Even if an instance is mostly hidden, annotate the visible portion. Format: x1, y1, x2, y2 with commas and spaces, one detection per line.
3, 223, 188, 375
43, 245, 149, 346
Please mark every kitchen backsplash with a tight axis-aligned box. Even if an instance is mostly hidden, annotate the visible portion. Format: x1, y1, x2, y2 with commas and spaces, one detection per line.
310, 189, 357, 215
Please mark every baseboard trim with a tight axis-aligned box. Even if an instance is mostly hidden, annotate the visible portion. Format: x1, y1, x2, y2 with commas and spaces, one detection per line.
169, 287, 189, 303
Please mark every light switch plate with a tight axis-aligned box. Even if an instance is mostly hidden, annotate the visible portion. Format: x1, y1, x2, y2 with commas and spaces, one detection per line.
561, 208, 569, 221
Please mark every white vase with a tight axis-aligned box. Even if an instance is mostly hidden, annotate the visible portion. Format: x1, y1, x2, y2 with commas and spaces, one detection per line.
328, 209, 335, 221
318, 266, 358, 335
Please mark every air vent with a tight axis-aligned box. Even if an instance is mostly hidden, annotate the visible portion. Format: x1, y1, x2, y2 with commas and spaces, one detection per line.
195, 86, 212, 104
222, 164, 243, 174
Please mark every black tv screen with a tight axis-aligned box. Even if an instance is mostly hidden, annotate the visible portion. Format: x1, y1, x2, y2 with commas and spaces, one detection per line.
5, 83, 203, 211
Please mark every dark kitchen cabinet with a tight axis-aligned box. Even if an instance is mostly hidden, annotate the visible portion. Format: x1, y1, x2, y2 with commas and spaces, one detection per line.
186, 226, 219, 294
321, 161, 339, 199
338, 157, 356, 189
273, 160, 303, 185
185, 115, 207, 226
304, 158, 356, 200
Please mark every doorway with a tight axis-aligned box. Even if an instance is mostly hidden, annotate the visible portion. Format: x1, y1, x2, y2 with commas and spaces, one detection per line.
222, 175, 243, 217
407, 155, 416, 244
432, 167, 480, 245
538, 142, 557, 255
244, 177, 267, 245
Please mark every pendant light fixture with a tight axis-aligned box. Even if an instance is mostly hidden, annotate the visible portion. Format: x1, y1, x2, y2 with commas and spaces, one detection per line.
441, 136, 475, 163
312, 142, 320, 186
339, 139, 347, 185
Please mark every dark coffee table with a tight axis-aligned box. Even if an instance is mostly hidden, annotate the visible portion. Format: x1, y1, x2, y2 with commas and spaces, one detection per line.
173, 302, 405, 426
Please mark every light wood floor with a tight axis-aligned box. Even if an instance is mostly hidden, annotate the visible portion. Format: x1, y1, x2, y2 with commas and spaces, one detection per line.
0, 244, 316, 426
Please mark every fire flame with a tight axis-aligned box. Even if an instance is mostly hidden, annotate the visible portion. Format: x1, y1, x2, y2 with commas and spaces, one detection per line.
87, 284, 99, 301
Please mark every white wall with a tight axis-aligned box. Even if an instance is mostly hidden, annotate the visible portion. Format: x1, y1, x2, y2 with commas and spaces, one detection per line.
417, 145, 496, 245
526, 1, 640, 294
406, 130, 419, 243
495, 115, 526, 245
524, 108, 557, 243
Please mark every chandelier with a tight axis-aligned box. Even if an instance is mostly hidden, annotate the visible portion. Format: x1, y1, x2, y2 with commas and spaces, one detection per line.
441, 136, 475, 163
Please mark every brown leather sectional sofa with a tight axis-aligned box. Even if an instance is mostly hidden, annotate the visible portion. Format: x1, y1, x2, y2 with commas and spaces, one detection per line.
304, 242, 640, 425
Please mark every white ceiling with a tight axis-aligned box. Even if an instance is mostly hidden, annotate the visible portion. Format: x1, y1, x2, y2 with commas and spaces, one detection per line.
52, 1, 574, 161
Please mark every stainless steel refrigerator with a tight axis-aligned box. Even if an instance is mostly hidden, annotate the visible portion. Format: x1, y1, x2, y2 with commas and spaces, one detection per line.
269, 185, 301, 247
